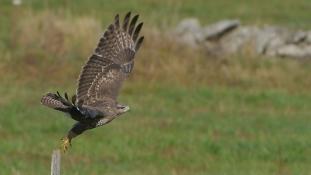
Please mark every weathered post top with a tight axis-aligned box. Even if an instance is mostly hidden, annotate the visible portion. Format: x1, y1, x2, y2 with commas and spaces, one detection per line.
51, 149, 61, 175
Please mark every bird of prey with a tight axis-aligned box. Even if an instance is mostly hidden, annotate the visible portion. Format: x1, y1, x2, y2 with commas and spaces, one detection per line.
41, 12, 144, 152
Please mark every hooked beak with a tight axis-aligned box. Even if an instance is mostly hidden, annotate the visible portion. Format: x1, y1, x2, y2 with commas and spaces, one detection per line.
117, 104, 130, 113
122, 106, 130, 112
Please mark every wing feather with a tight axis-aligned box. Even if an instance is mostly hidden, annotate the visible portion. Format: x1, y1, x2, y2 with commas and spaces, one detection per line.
114, 14, 120, 29
135, 36, 144, 51
128, 15, 139, 35
76, 12, 144, 105
122, 12, 131, 31
133, 22, 143, 41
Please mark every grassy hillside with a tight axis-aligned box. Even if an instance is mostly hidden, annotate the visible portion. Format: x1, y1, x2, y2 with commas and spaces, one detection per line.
1, 0, 311, 175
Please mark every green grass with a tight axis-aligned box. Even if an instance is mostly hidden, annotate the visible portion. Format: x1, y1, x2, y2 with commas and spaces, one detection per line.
1, 0, 311, 174
1, 0, 311, 43
2, 0, 311, 28
1, 84, 311, 174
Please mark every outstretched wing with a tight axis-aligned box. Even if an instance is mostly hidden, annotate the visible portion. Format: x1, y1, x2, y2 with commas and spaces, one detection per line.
76, 12, 144, 105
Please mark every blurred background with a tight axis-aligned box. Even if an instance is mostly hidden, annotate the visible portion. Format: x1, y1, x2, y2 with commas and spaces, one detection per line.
0, 0, 311, 174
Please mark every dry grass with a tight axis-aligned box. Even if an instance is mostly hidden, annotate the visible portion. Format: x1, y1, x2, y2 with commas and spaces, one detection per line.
2, 10, 311, 92
15, 11, 101, 57
2, 11, 101, 84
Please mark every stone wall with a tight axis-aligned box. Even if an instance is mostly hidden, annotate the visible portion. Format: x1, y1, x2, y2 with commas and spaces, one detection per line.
174, 18, 311, 59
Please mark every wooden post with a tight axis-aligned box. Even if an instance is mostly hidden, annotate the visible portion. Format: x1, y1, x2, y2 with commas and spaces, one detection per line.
51, 149, 61, 175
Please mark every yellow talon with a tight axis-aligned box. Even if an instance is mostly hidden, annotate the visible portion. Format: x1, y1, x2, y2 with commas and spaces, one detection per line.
61, 136, 71, 153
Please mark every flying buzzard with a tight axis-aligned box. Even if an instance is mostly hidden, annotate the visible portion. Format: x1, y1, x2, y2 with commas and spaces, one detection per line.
41, 12, 144, 152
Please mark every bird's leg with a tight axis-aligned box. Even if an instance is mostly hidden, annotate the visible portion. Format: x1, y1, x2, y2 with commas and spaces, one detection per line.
60, 122, 88, 153
60, 131, 76, 153
60, 136, 72, 153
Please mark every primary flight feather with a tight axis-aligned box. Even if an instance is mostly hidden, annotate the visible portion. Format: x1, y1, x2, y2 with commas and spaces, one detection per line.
41, 12, 144, 152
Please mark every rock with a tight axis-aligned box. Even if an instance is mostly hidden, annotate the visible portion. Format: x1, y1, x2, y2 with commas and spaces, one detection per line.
12, 0, 22, 5
257, 26, 291, 56
276, 45, 311, 58
253, 26, 284, 54
175, 18, 201, 34
264, 37, 286, 56
290, 31, 307, 44
219, 26, 257, 54
305, 31, 311, 44
176, 32, 199, 47
203, 19, 240, 40
174, 18, 203, 47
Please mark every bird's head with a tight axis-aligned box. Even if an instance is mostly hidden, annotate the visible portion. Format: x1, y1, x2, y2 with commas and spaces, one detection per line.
116, 103, 130, 114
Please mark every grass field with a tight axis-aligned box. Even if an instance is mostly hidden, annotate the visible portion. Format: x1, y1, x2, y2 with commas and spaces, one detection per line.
1, 0, 311, 175
1, 84, 311, 175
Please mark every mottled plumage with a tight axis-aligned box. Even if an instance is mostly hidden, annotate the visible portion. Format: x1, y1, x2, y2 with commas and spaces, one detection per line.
41, 12, 144, 152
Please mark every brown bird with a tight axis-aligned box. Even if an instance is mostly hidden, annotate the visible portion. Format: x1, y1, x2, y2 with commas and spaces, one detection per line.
41, 12, 144, 152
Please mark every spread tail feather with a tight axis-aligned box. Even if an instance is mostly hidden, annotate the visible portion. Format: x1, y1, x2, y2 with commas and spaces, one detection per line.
41, 92, 76, 112
41, 92, 86, 122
